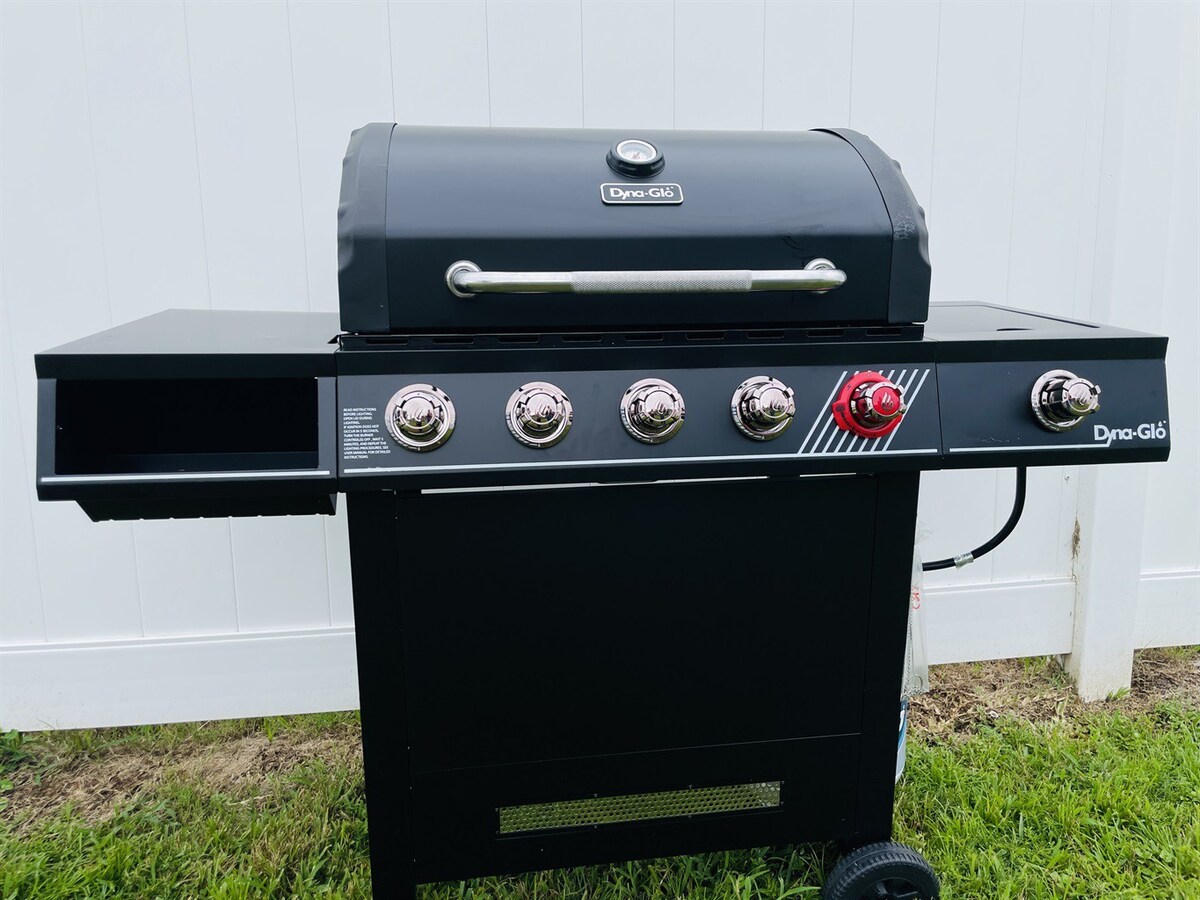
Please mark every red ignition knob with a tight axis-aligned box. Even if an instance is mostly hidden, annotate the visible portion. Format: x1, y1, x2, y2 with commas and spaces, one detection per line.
831, 371, 907, 439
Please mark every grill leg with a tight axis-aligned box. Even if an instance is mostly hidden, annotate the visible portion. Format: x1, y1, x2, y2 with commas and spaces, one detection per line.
851, 472, 921, 844
348, 491, 418, 900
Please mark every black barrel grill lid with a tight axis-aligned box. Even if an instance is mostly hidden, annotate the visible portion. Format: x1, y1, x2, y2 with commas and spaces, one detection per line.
338, 125, 929, 335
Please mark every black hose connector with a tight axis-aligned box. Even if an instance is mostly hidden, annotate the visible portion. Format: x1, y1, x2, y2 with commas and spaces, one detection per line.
922, 468, 1028, 572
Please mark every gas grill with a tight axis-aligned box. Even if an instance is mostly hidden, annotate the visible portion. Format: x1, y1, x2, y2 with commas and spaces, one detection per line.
35, 125, 1171, 900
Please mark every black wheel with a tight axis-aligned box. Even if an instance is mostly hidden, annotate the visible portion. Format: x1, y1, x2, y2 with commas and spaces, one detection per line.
822, 841, 940, 900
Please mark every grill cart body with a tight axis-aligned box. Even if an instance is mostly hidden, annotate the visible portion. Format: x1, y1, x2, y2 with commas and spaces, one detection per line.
35, 126, 1170, 899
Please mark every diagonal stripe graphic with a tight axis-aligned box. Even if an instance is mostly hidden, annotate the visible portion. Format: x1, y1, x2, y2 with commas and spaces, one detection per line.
797, 370, 848, 454
814, 369, 859, 453
882, 367, 931, 452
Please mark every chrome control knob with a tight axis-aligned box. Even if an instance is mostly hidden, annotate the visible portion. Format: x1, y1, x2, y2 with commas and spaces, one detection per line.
506, 381, 573, 448
385, 383, 455, 451
731, 376, 796, 441
621, 378, 685, 444
850, 379, 906, 428
1032, 369, 1101, 432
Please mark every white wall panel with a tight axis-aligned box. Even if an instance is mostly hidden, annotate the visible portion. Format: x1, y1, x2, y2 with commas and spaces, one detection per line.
675, 0, 765, 130
763, 1, 852, 130
928, 0, 1024, 305
289, 0, 394, 313
78, 1, 240, 638
1140, 1, 1199, 574
185, 0, 311, 312
582, 0, 674, 128
486, 0, 583, 127
0, 0, 143, 643
80, 1, 211, 321
135, 520, 239, 638
325, 506, 356, 627
231, 517, 332, 632
848, 1, 939, 209
1005, 1, 1095, 318
391, 0, 491, 126
0, 310, 46, 645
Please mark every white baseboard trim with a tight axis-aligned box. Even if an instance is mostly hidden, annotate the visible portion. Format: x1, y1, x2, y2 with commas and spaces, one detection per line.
3, 571, 1196, 731
923, 577, 1076, 665
1135, 569, 1200, 649
0, 627, 360, 732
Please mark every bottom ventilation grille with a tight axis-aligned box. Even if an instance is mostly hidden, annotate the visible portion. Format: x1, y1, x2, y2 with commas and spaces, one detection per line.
498, 780, 782, 835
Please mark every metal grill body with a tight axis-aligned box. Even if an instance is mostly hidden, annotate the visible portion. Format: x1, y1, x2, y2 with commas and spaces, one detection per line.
33, 125, 1171, 898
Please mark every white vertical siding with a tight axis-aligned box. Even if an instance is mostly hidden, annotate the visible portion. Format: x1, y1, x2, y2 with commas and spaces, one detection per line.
1, 0, 1195, 729
486, 0, 584, 128
582, 1, 675, 129
675, 1, 766, 130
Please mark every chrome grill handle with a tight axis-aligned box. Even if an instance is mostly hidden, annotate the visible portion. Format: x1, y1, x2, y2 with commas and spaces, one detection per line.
445, 259, 846, 298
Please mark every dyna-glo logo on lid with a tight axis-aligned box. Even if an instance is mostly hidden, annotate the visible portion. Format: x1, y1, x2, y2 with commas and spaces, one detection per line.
600, 183, 684, 205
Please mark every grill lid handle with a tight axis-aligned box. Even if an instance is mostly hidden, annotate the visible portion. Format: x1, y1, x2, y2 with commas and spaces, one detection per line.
445, 259, 846, 298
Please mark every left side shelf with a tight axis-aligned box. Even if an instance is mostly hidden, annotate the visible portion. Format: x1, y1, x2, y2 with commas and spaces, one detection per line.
34, 309, 341, 521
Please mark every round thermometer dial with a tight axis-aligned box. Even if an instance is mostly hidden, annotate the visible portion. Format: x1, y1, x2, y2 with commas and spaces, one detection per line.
607, 138, 665, 177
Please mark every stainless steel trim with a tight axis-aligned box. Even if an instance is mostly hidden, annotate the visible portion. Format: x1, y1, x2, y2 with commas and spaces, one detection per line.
731, 375, 796, 441
343, 447, 939, 474
948, 443, 1105, 453
615, 138, 657, 162
620, 378, 686, 444
41, 470, 332, 484
384, 383, 456, 452
505, 381, 573, 449
445, 258, 846, 297
1031, 369, 1101, 432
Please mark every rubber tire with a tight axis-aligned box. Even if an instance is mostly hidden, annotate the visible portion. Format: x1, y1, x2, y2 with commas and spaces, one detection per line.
822, 842, 940, 900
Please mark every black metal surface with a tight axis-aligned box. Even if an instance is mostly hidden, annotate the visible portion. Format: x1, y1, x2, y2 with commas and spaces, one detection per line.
35, 371, 339, 513
348, 475, 920, 892
34, 309, 339, 379
335, 358, 943, 490
925, 302, 1169, 361
851, 474, 920, 843
338, 125, 909, 334
78, 494, 336, 522
346, 491, 416, 900
31, 302, 1171, 512
819, 129, 930, 327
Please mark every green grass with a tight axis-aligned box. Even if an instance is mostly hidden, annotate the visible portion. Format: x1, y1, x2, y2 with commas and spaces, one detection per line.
2, 704, 1198, 898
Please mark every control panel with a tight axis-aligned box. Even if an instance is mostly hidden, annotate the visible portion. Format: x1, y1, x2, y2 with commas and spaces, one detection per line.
337, 362, 942, 487
337, 351, 1169, 487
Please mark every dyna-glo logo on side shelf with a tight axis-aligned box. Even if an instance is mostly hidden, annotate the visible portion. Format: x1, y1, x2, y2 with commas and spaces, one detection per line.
1093, 421, 1168, 446
600, 183, 684, 205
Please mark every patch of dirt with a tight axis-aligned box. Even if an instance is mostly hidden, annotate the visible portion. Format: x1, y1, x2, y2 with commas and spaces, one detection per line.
1129, 648, 1200, 706
4, 730, 361, 832
174, 733, 360, 793
909, 647, 1199, 740
5, 746, 165, 831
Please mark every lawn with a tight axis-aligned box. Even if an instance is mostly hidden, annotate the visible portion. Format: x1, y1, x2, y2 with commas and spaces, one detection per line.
2, 649, 1197, 899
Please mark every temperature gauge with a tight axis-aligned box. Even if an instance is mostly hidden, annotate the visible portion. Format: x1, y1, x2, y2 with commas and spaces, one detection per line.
607, 138, 665, 177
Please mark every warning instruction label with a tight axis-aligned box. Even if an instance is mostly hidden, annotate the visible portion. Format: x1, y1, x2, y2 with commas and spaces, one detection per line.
341, 407, 391, 461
